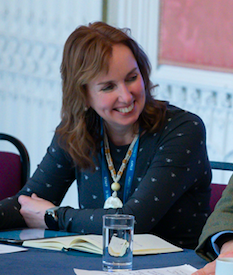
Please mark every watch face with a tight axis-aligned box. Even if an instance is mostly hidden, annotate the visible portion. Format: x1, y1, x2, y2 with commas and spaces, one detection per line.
45, 208, 59, 231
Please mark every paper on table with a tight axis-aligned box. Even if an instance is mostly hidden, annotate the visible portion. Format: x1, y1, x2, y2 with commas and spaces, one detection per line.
0, 243, 27, 254
74, 264, 197, 275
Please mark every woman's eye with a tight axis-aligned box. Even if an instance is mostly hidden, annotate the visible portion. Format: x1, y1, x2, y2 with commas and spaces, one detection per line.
126, 74, 137, 82
101, 84, 114, 92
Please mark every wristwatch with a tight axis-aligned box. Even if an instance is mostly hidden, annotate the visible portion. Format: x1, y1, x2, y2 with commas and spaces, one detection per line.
44, 206, 60, 231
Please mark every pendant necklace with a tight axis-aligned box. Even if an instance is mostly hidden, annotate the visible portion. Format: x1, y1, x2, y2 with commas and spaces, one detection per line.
103, 127, 139, 209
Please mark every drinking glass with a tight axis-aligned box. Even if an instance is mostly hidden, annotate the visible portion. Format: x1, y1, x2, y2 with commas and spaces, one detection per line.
216, 257, 233, 275
102, 214, 134, 272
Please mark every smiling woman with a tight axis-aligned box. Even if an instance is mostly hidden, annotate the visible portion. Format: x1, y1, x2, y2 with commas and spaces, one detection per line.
86, 44, 145, 145
0, 21, 211, 250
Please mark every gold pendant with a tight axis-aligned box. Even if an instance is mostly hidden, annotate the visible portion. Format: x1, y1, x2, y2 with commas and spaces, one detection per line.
103, 191, 123, 209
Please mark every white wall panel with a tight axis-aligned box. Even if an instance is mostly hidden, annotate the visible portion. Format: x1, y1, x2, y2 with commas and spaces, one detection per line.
0, 0, 103, 207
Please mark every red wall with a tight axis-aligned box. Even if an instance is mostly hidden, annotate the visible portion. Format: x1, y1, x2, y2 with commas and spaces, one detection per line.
159, 0, 233, 72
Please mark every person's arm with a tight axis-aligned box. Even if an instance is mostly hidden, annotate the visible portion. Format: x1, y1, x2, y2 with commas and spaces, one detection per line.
221, 239, 233, 254
195, 174, 233, 261
0, 131, 75, 230
18, 132, 75, 203
192, 240, 233, 275
211, 231, 233, 255
0, 196, 27, 229
192, 175, 233, 274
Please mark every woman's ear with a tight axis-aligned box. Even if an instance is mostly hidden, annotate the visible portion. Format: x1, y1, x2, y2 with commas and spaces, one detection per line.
84, 99, 90, 111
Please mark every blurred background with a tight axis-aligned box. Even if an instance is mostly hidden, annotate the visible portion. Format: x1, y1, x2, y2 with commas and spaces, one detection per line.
1, 0, 233, 207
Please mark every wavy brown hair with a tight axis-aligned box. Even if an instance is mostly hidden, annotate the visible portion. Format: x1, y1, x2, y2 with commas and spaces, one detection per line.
58, 21, 167, 170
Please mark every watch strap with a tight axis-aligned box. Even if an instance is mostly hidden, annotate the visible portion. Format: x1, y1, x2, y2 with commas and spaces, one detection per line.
45, 206, 60, 231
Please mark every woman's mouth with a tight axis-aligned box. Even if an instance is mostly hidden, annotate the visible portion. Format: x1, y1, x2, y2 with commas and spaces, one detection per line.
116, 103, 134, 113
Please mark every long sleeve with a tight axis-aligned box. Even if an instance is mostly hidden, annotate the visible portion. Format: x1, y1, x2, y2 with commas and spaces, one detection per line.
196, 174, 233, 261
0, 197, 26, 229
0, 132, 76, 229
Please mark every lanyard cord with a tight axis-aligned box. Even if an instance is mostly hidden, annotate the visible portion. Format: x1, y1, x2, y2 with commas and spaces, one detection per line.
101, 122, 140, 204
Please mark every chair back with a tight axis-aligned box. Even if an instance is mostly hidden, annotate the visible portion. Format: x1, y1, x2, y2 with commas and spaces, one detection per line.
209, 161, 233, 212
209, 183, 226, 212
0, 133, 30, 200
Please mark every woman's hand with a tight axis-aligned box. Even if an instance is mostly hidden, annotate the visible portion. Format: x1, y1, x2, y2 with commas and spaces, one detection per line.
18, 193, 55, 228
192, 240, 233, 275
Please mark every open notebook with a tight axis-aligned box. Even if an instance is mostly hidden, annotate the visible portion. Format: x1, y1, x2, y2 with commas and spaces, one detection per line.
22, 233, 183, 255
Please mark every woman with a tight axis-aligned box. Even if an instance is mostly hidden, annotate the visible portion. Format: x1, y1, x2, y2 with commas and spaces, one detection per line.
0, 22, 211, 249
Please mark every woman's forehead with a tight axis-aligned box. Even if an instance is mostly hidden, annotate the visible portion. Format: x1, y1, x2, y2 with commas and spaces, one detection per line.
91, 50, 138, 84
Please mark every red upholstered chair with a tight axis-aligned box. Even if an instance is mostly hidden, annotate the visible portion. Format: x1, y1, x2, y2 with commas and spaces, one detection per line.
209, 161, 233, 212
209, 183, 226, 212
0, 133, 30, 200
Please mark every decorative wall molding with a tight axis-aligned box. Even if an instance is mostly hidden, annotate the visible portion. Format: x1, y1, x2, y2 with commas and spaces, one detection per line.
0, 0, 103, 207
0, 0, 102, 167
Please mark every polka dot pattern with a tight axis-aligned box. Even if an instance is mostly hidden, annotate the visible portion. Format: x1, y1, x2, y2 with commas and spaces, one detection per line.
0, 105, 211, 249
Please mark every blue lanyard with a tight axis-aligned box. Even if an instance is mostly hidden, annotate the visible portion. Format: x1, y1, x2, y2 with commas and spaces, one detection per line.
101, 127, 139, 204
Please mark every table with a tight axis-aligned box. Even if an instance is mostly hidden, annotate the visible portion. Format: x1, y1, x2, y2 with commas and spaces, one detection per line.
0, 247, 207, 275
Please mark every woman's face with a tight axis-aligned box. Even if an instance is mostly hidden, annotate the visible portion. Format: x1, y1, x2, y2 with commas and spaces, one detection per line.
86, 44, 146, 132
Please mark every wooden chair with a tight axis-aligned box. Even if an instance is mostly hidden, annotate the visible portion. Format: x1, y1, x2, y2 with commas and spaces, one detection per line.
209, 161, 233, 212
0, 133, 30, 200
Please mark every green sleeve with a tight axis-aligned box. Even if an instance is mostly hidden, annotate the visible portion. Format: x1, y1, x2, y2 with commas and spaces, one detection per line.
196, 174, 233, 261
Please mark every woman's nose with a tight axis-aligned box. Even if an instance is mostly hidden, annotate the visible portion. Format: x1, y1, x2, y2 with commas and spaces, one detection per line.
118, 84, 133, 102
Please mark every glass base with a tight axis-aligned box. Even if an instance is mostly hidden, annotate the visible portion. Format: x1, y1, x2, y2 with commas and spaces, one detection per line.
102, 261, 132, 272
